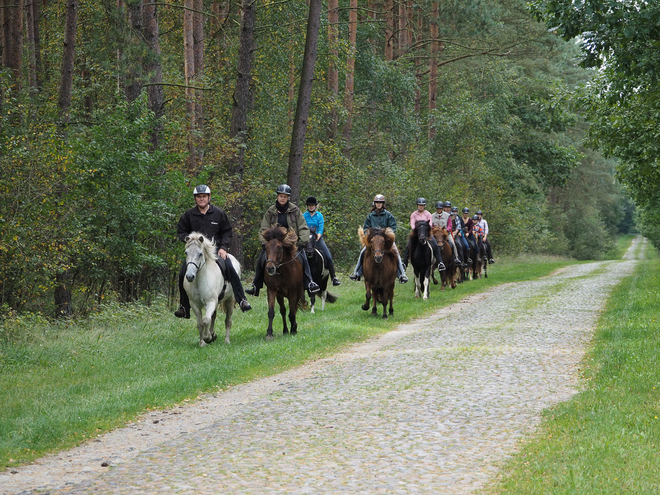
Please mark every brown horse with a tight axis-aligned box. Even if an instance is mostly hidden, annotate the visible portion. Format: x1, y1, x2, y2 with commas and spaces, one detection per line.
473, 237, 488, 280
431, 226, 458, 290
262, 225, 304, 340
359, 227, 397, 318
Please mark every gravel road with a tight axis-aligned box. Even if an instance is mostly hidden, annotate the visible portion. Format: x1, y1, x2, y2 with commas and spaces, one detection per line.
1, 237, 644, 494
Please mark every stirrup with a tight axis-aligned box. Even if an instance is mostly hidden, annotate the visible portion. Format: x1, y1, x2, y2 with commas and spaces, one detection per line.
349, 273, 360, 281
308, 282, 320, 293
245, 285, 259, 297
332, 277, 341, 286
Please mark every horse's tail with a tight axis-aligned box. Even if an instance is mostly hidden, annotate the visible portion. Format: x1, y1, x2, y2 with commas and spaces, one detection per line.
325, 292, 338, 304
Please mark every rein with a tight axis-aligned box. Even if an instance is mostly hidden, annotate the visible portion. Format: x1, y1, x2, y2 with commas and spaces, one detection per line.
266, 248, 302, 273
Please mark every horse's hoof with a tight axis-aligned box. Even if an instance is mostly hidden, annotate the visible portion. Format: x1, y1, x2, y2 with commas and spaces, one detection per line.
210, 333, 217, 343
199, 340, 207, 347
371, 308, 377, 315
283, 329, 289, 335
265, 334, 274, 341
361, 303, 370, 311
291, 329, 297, 335
382, 314, 388, 319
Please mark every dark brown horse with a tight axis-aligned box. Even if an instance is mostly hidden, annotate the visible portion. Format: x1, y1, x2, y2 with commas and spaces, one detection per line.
359, 226, 397, 318
431, 226, 458, 290
262, 225, 303, 340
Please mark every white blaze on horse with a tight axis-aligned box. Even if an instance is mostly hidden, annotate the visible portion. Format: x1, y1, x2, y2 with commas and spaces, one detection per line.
183, 233, 240, 346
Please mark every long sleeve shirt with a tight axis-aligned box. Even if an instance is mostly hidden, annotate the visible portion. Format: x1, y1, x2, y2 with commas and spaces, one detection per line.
303, 210, 325, 236
410, 209, 433, 229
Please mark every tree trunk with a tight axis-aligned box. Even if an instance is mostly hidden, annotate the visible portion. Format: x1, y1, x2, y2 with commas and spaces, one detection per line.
58, 0, 78, 123
287, 0, 322, 204
385, 0, 394, 61
428, 1, 441, 140
227, 0, 256, 264
25, 0, 38, 88
327, 0, 339, 140
397, 0, 407, 58
342, 0, 358, 150
192, 0, 203, 159
54, 270, 73, 318
2, 0, 24, 86
183, 0, 199, 174
125, 0, 143, 104
143, 2, 164, 149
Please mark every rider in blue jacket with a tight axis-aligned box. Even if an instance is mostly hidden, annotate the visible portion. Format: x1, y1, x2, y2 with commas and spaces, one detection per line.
303, 196, 341, 286
348, 194, 408, 283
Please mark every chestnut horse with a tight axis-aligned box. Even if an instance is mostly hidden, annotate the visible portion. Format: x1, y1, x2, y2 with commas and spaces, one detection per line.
359, 227, 397, 318
431, 226, 458, 290
262, 225, 303, 340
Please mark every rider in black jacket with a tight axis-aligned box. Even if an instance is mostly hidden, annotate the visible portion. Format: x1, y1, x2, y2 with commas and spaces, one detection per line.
174, 184, 251, 318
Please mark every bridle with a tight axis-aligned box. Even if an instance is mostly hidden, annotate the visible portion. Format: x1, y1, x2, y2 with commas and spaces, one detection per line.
266, 247, 301, 274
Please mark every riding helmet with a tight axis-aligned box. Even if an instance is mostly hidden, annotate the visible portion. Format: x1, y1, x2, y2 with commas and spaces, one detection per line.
462, 207, 470, 214
193, 184, 211, 195
306, 196, 318, 205
373, 194, 386, 203
473, 214, 479, 220
435, 201, 443, 209
416, 197, 427, 206
443, 201, 452, 208
476, 210, 483, 215
451, 206, 458, 213
276, 184, 292, 196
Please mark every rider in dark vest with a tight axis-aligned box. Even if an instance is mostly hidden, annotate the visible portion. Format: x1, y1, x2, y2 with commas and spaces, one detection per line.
246, 184, 321, 297
174, 185, 251, 318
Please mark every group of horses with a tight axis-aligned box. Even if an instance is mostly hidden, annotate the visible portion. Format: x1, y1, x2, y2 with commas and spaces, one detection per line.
408, 220, 488, 301
181, 220, 488, 345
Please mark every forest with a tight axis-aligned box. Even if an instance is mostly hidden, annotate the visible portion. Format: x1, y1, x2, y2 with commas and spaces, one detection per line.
0, 0, 640, 318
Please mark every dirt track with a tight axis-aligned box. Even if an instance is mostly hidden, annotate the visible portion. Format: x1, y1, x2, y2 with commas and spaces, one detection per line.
1, 237, 644, 494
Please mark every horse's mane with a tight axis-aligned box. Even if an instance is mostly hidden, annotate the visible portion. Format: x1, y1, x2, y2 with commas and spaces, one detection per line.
261, 224, 298, 252
358, 226, 395, 248
409, 220, 431, 240
185, 232, 218, 261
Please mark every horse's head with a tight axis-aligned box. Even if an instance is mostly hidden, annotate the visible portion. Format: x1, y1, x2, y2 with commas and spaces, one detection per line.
262, 224, 298, 276
365, 227, 395, 264
431, 226, 448, 248
413, 220, 431, 242
184, 233, 216, 282
305, 227, 317, 258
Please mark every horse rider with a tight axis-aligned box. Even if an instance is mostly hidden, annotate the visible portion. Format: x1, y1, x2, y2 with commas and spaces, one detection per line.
402, 198, 446, 271
348, 194, 409, 284
461, 207, 479, 262
431, 200, 462, 266
245, 184, 321, 297
450, 206, 471, 264
174, 184, 251, 318
303, 196, 341, 286
476, 210, 495, 264
472, 213, 486, 260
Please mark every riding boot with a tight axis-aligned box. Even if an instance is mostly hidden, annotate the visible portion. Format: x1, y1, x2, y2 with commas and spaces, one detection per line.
174, 263, 191, 319
246, 250, 265, 297
223, 259, 251, 312
300, 249, 320, 293
349, 247, 366, 281
394, 247, 408, 283
450, 242, 461, 266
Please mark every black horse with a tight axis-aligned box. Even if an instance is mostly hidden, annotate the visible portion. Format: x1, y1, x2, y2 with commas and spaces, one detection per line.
304, 227, 338, 313
408, 220, 435, 299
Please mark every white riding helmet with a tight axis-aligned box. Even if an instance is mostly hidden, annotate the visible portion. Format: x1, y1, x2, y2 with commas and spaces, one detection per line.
193, 184, 211, 195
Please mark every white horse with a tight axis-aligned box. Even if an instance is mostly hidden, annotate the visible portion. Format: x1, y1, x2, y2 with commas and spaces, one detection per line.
183, 233, 240, 346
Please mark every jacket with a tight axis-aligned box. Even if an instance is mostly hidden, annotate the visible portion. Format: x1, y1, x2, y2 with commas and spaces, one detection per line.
176, 204, 232, 251
259, 202, 310, 247
364, 208, 398, 233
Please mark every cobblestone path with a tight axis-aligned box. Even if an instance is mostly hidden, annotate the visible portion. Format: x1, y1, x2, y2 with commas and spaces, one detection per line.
2, 238, 644, 494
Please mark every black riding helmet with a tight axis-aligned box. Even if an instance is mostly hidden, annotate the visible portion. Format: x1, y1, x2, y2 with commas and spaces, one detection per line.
435, 201, 443, 209
476, 210, 483, 215
444, 201, 452, 208
451, 206, 458, 213
416, 197, 427, 206
306, 196, 318, 205
462, 207, 470, 214
472, 214, 479, 220
276, 184, 292, 195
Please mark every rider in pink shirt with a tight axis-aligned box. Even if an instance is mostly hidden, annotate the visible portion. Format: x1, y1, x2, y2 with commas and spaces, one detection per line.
402, 198, 445, 271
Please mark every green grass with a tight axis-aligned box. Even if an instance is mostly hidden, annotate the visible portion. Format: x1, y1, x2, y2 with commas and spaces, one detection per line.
489, 241, 660, 494
0, 254, 574, 469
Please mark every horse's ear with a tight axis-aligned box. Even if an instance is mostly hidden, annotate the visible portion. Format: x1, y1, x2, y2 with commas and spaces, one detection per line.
197, 235, 204, 243
185, 235, 191, 242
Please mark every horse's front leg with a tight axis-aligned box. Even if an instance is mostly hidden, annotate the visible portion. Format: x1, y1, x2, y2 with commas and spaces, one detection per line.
309, 291, 316, 314
388, 290, 394, 317
431, 263, 439, 285
190, 304, 207, 347
266, 289, 276, 341
288, 294, 298, 335
278, 294, 288, 334
201, 300, 217, 344
362, 282, 372, 311
423, 268, 431, 300
209, 310, 218, 343
414, 271, 422, 298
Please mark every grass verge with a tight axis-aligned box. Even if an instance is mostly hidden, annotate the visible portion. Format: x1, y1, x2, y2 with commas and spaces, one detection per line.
489, 240, 660, 494
0, 254, 581, 469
